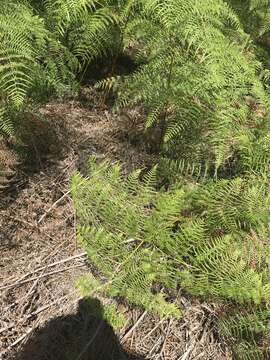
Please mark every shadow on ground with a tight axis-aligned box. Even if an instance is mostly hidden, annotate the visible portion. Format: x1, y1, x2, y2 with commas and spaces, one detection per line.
14, 298, 146, 360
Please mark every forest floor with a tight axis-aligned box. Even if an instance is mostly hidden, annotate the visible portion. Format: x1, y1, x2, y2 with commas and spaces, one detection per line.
0, 89, 231, 360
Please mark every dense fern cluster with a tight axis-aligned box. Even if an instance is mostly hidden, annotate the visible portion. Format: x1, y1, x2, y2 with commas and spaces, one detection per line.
72, 159, 270, 304
72, 157, 270, 357
108, 0, 270, 172
72, 159, 182, 317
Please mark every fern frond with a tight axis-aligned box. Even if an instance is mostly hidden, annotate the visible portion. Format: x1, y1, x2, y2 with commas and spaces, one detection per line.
0, 107, 14, 138
71, 8, 116, 64
158, 158, 210, 184
44, 0, 98, 34
0, 1, 47, 107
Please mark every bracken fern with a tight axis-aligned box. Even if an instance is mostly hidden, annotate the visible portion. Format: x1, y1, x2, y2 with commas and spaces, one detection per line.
110, 0, 270, 172
72, 157, 270, 357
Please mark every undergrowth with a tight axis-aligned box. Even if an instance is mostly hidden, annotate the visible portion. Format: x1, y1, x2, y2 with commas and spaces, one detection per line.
1, 0, 270, 358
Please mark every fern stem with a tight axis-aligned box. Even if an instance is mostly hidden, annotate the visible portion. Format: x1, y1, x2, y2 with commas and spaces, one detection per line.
158, 53, 174, 153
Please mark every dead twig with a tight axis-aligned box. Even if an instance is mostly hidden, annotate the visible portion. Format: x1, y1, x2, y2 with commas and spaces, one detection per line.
179, 339, 197, 360
19, 267, 48, 316
157, 319, 172, 359
139, 318, 166, 345
8, 327, 34, 349
121, 310, 147, 343
148, 336, 163, 356
0, 252, 86, 291
0, 264, 85, 291
179, 322, 205, 360
0, 327, 36, 358
0, 293, 74, 334
37, 190, 71, 224
76, 321, 104, 360
41, 237, 71, 263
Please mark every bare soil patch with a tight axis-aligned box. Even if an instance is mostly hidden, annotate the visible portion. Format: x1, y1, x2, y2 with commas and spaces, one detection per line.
0, 90, 230, 360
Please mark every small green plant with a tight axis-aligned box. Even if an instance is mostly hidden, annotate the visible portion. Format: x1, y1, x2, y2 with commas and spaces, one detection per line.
103, 304, 127, 330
